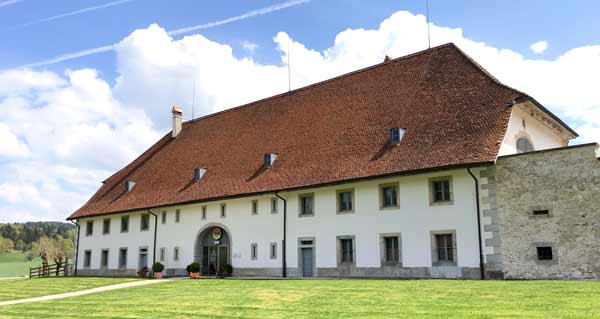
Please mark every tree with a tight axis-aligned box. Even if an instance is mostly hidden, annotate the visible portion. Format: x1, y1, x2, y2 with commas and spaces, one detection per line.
32, 236, 74, 270
0, 237, 14, 252
15, 239, 25, 251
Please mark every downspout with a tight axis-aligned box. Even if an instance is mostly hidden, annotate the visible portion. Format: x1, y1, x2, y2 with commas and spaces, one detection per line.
275, 192, 287, 278
147, 209, 158, 273
467, 167, 485, 280
69, 220, 80, 277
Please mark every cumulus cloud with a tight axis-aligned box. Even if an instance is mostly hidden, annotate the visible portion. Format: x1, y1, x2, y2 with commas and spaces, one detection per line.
1, 10, 599, 222
530, 40, 549, 54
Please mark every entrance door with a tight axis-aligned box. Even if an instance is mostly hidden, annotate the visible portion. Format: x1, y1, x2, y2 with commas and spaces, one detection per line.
203, 245, 229, 275
218, 246, 229, 271
301, 247, 314, 277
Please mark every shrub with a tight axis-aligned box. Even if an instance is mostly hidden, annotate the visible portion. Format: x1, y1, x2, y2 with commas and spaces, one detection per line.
187, 262, 201, 273
152, 262, 165, 273
220, 264, 233, 276
137, 266, 149, 277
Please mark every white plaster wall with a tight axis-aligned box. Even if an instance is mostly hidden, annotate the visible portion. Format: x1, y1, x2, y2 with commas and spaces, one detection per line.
498, 105, 567, 156
77, 212, 154, 270
76, 168, 481, 274
285, 169, 480, 270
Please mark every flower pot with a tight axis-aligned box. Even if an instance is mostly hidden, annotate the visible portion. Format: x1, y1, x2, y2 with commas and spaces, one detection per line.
154, 272, 163, 279
189, 272, 200, 279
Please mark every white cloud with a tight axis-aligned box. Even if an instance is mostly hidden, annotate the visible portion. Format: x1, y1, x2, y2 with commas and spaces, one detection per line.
242, 41, 259, 54
1, 10, 599, 222
530, 40, 549, 54
0, 123, 30, 157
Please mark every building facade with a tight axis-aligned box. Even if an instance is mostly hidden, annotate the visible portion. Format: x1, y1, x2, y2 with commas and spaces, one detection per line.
69, 43, 599, 279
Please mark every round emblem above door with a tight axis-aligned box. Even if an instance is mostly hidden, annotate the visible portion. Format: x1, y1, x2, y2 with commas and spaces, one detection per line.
211, 227, 222, 240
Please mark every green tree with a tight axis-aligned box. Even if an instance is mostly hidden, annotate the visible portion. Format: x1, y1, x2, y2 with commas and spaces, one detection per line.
15, 239, 25, 251
0, 237, 14, 252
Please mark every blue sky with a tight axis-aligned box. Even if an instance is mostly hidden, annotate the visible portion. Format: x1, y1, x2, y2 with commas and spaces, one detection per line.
0, 0, 599, 222
1, 0, 599, 74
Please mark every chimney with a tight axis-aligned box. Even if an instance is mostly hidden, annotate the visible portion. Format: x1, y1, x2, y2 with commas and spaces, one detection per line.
172, 106, 183, 138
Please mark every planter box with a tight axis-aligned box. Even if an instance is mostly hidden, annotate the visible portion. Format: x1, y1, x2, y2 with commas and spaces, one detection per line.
154, 272, 163, 279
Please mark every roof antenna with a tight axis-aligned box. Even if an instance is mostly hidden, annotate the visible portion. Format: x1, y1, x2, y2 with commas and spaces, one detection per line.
426, 0, 431, 49
191, 78, 196, 120
287, 36, 291, 92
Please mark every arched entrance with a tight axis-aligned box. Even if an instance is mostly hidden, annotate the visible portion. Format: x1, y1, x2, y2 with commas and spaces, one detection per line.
195, 225, 231, 275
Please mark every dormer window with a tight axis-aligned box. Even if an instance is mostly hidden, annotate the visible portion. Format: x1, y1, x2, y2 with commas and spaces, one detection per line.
125, 180, 136, 192
194, 167, 206, 181
264, 153, 277, 168
390, 128, 405, 144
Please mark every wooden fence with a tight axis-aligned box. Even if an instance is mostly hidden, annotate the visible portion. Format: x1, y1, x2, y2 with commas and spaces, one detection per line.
29, 260, 72, 278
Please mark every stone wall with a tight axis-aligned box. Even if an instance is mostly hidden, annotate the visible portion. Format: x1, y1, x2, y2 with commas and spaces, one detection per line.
495, 144, 600, 279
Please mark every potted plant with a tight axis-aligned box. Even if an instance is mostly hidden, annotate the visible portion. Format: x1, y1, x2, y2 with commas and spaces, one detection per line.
152, 262, 165, 279
187, 262, 201, 279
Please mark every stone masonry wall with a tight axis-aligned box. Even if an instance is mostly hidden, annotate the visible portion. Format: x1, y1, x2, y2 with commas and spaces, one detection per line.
495, 144, 600, 279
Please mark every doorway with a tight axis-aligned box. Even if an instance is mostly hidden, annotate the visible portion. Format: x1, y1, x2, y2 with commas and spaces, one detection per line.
196, 226, 231, 275
298, 237, 315, 278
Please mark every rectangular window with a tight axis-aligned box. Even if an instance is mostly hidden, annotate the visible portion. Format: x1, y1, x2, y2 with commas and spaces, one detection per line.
140, 214, 150, 231
271, 198, 278, 214
139, 247, 148, 269
159, 247, 166, 262
220, 204, 226, 218
175, 209, 181, 223
435, 234, 454, 262
533, 210, 549, 216
384, 236, 399, 263
121, 216, 129, 233
118, 248, 127, 268
431, 179, 452, 203
252, 200, 258, 215
299, 193, 314, 216
83, 250, 92, 268
161, 211, 167, 224
251, 243, 257, 260
100, 249, 109, 268
537, 247, 553, 260
337, 189, 354, 213
270, 242, 277, 259
379, 183, 399, 209
340, 238, 354, 263
102, 218, 111, 235
173, 247, 180, 261
201, 206, 207, 220
85, 221, 93, 236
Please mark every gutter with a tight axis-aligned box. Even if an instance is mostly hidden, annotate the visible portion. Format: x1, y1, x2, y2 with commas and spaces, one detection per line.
275, 192, 287, 278
147, 209, 158, 273
69, 220, 80, 277
467, 167, 485, 280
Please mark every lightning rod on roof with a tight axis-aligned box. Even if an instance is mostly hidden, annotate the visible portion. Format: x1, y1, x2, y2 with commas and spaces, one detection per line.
287, 37, 291, 92
192, 78, 196, 120
426, 0, 431, 49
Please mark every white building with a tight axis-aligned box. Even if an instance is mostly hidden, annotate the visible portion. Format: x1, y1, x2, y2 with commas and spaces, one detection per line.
69, 43, 600, 279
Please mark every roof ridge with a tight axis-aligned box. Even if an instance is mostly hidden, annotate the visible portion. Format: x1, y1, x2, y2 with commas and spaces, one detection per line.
182, 43, 455, 127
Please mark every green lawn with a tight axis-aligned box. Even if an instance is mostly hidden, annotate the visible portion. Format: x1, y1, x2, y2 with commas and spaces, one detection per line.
0, 277, 140, 302
1, 279, 599, 318
0, 251, 41, 278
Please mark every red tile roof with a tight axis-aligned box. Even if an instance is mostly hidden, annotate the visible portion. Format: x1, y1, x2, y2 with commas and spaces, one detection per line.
67, 43, 565, 219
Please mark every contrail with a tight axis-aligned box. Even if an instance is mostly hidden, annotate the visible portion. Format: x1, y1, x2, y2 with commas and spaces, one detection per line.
11, 0, 134, 29
168, 0, 309, 36
13, 0, 309, 69
0, 0, 23, 9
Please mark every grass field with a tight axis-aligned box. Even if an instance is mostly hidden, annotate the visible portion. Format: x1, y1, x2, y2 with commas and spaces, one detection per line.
1, 279, 599, 318
0, 251, 41, 278
0, 277, 140, 302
